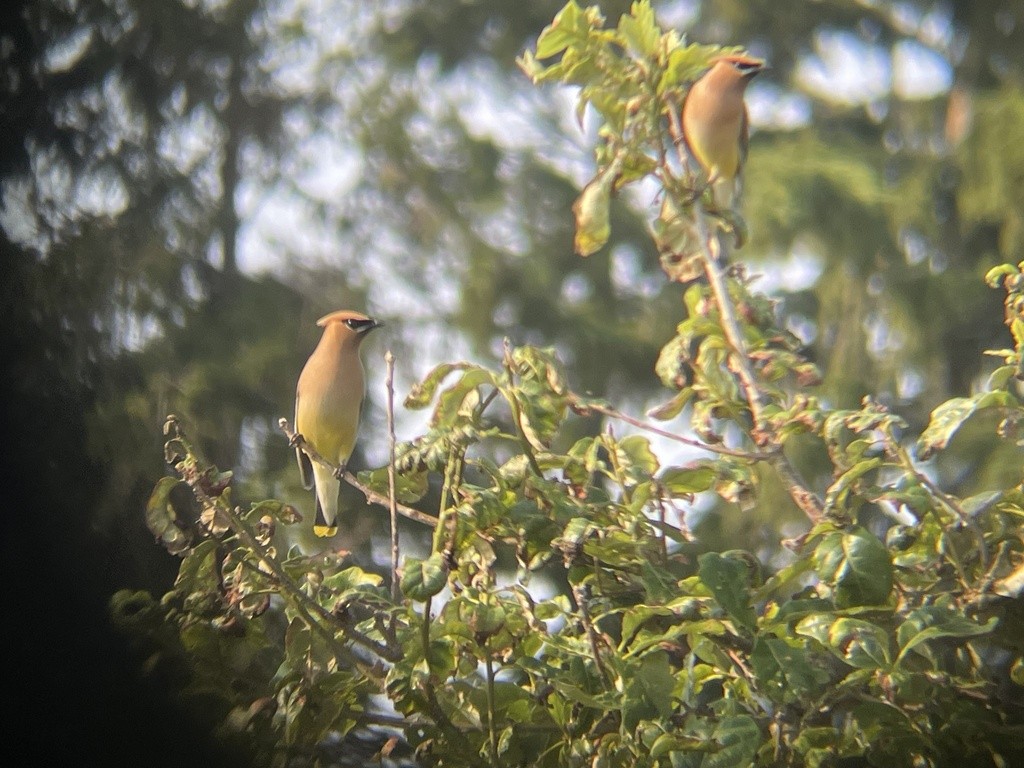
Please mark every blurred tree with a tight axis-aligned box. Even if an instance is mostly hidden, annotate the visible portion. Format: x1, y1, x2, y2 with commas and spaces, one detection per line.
5, 0, 1024, 646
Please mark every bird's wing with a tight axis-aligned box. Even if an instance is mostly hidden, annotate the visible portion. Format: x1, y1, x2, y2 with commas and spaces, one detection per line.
295, 393, 315, 490
736, 105, 750, 201
678, 90, 697, 167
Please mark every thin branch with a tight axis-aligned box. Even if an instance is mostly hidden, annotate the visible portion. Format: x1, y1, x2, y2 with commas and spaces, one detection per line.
279, 417, 438, 528
485, 650, 500, 766
569, 394, 774, 460
571, 583, 612, 686
385, 350, 400, 602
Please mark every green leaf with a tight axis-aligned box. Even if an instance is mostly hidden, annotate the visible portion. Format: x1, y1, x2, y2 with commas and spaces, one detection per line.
535, 0, 583, 59
358, 466, 429, 504
749, 636, 830, 702
145, 476, 193, 555
174, 538, 220, 597
550, 680, 615, 710
994, 561, 1024, 598
650, 732, 708, 758
433, 367, 497, 427
987, 364, 1018, 391
623, 650, 674, 730
705, 715, 760, 768
614, 434, 660, 478
400, 553, 448, 601
659, 465, 715, 496
572, 160, 617, 257
850, 700, 931, 759
985, 262, 1019, 287
828, 618, 892, 669
698, 552, 758, 631
646, 389, 694, 420
823, 457, 883, 514
620, 604, 677, 647
916, 391, 1017, 459
617, 0, 660, 57
1011, 657, 1024, 686
659, 43, 726, 92
895, 607, 998, 665
813, 526, 892, 608
321, 566, 384, 592
405, 362, 475, 409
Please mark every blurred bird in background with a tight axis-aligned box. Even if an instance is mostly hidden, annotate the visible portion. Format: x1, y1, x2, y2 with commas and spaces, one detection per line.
294, 310, 381, 537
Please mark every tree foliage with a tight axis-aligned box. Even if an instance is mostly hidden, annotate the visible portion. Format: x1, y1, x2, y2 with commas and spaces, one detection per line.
114, 4, 1024, 766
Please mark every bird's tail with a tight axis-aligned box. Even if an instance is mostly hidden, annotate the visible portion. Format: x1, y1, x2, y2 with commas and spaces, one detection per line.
313, 498, 338, 538
312, 463, 340, 537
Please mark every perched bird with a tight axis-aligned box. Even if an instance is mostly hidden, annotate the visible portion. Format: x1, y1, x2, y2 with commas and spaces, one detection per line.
294, 310, 381, 537
681, 55, 765, 212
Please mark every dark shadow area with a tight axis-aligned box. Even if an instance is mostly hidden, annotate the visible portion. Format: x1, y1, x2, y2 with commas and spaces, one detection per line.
1, 241, 250, 767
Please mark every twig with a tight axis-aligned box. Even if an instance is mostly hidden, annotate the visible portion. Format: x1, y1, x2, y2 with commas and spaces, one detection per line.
279, 418, 438, 528
385, 350, 400, 601
571, 583, 612, 686
485, 650, 500, 766
569, 394, 774, 460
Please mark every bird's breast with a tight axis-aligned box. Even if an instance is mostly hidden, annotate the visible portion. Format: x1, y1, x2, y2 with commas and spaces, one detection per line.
295, 351, 365, 463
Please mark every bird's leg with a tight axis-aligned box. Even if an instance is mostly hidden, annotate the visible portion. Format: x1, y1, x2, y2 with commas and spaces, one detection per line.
685, 170, 718, 206
715, 210, 747, 249
333, 462, 347, 480
288, 432, 303, 448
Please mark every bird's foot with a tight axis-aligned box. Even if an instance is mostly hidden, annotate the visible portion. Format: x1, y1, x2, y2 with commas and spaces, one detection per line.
685, 180, 712, 206
719, 210, 747, 249
288, 431, 304, 448
333, 463, 347, 480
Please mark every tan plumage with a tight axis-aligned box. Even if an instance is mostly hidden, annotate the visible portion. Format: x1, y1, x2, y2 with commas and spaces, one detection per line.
295, 309, 381, 537
681, 55, 765, 211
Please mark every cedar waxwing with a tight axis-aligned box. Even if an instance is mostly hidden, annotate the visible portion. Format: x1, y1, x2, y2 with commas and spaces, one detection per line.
681, 55, 765, 212
295, 310, 381, 537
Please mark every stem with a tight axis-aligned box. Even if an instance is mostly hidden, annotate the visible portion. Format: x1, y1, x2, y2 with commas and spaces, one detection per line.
433, 447, 464, 554
503, 338, 546, 478
888, 429, 988, 573
385, 350, 400, 602
422, 596, 432, 651
656, 494, 669, 564
604, 425, 633, 507
417, 596, 458, 737
485, 650, 500, 765
571, 583, 612, 686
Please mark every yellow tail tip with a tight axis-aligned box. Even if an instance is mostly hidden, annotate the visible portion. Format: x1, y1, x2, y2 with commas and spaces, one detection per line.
313, 524, 338, 538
